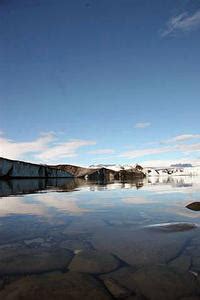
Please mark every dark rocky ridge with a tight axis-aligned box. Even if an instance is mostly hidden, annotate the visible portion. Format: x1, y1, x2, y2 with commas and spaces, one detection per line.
52, 164, 93, 178
0, 157, 145, 180
0, 157, 73, 179
52, 164, 145, 180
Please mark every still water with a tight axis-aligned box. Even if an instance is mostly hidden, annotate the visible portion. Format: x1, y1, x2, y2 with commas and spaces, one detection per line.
0, 176, 200, 300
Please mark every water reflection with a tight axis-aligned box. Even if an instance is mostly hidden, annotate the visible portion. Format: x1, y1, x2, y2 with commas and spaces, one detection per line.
0, 178, 146, 197
0, 177, 200, 219
1, 176, 199, 198
0, 177, 200, 299
0, 178, 83, 197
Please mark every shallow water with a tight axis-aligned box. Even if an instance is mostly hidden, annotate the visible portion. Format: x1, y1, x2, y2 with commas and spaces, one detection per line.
0, 176, 200, 300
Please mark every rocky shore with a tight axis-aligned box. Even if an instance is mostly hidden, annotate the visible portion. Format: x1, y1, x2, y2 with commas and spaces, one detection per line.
0, 175, 200, 299
0, 219, 200, 300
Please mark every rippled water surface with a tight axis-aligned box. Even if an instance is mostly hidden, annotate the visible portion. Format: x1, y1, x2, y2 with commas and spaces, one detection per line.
0, 176, 200, 300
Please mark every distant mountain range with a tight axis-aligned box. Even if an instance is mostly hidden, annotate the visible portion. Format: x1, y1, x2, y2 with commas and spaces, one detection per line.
170, 164, 193, 168
0, 158, 145, 180
53, 163, 144, 180
89, 164, 140, 171
1, 157, 200, 179
144, 165, 200, 177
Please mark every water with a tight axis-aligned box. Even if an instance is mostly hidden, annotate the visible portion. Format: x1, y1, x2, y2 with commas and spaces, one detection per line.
0, 176, 200, 300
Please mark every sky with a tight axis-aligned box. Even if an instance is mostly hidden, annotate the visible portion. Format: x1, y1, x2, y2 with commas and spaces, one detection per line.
0, 0, 200, 167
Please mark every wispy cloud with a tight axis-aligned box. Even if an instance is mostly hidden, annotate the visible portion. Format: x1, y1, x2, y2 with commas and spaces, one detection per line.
36, 139, 96, 161
0, 132, 55, 160
121, 142, 200, 159
0, 132, 96, 163
121, 146, 173, 159
161, 10, 200, 37
134, 122, 151, 129
163, 134, 200, 144
141, 158, 200, 168
121, 132, 200, 159
88, 149, 115, 155
179, 142, 200, 154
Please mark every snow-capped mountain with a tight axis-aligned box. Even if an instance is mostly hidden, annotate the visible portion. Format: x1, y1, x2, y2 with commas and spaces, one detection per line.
89, 164, 139, 171
144, 166, 200, 177
89, 164, 200, 177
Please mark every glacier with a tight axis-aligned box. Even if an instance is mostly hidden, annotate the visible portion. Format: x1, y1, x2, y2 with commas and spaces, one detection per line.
144, 166, 200, 177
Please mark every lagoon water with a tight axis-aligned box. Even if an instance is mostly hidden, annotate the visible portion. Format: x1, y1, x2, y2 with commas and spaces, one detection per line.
0, 177, 200, 299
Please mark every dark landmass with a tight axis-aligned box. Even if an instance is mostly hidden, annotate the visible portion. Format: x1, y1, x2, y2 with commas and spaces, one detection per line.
0, 157, 145, 180
52, 164, 145, 181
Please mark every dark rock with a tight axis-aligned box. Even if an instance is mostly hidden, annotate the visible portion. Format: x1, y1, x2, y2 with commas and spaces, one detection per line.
100, 267, 142, 298
169, 255, 191, 273
91, 227, 193, 267
0, 246, 73, 275
0, 272, 112, 300
186, 202, 200, 211
69, 250, 119, 274
126, 296, 146, 300
102, 277, 132, 299
131, 266, 198, 300
146, 222, 197, 232
0, 280, 3, 290
191, 256, 200, 272
180, 297, 200, 300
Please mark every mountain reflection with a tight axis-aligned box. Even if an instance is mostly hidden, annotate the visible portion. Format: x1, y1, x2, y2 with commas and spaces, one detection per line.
0, 178, 83, 197
0, 176, 200, 223
0, 178, 144, 197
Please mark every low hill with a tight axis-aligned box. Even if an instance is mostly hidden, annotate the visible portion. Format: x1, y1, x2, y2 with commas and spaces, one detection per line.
53, 164, 145, 180
51, 164, 98, 178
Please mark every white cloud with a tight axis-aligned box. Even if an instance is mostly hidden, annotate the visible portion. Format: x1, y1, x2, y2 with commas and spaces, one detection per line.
134, 122, 151, 129
0, 132, 55, 160
141, 158, 200, 168
88, 149, 115, 155
163, 134, 200, 144
0, 132, 96, 163
121, 146, 173, 159
121, 132, 200, 160
161, 10, 200, 37
141, 159, 174, 168
36, 139, 96, 161
121, 143, 200, 159
178, 142, 200, 154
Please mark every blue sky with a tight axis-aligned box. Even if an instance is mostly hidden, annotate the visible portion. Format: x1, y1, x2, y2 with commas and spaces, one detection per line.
0, 0, 200, 166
